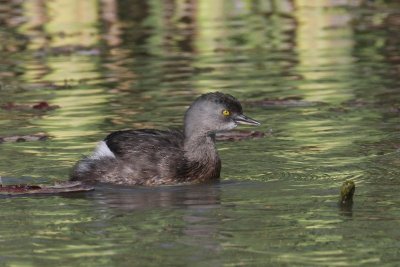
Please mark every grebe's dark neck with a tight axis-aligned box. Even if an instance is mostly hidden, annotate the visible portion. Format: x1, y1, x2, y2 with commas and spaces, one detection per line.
183, 131, 217, 162
183, 102, 218, 162
182, 131, 221, 183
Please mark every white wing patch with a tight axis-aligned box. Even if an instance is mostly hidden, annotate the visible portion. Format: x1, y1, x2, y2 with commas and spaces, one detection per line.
90, 141, 116, 159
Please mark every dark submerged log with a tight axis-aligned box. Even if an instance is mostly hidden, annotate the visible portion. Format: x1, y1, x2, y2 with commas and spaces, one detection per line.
0, 181, 94, 196
245, 96, 326, 108
0, 133, 49, 143
1, 101, 59, 111
216, 130, 267, 141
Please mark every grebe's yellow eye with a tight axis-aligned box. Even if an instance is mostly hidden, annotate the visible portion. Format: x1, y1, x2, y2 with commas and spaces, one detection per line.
222, 109, 230, 116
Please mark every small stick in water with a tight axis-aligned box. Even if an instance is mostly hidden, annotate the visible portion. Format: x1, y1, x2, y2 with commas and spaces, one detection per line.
340, 180, 355, 205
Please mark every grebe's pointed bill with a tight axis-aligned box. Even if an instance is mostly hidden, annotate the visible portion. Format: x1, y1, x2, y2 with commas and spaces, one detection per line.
234, 114, 261, 126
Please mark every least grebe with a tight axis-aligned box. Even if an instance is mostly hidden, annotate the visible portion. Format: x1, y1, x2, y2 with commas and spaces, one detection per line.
70, 92, 260, 186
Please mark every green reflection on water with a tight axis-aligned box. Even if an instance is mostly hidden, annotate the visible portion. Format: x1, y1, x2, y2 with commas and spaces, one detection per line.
0, 0, 400, 266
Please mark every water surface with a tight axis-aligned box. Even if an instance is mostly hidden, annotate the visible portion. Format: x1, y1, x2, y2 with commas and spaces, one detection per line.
0, 1, 399, 266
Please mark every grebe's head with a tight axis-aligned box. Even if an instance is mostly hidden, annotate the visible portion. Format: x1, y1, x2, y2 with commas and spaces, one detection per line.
184, 92, 260, 137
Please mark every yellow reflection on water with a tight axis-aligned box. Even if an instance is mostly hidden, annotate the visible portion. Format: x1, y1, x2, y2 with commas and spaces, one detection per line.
197, 0, 225, 53
294, 0, 355, 102
22, 0, 99, 48
46, 0, 99, 47
20, 0, 109, 144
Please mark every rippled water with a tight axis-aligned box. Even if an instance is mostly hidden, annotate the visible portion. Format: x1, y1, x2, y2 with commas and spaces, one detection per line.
0, 0, 400, 266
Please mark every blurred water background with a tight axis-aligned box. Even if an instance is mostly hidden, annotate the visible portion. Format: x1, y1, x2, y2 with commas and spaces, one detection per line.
0, 0, 399, 266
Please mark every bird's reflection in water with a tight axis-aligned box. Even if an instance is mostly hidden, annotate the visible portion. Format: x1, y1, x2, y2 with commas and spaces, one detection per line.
66, 182, 224, 257
86, 182, 222, 211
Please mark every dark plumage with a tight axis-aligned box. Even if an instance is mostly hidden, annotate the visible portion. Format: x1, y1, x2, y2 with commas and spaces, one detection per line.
70, 92, 260, 186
